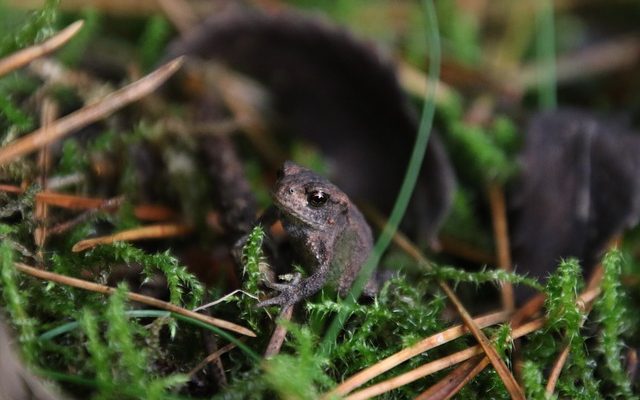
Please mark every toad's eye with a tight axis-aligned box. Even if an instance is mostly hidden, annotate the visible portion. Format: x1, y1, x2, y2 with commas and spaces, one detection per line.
276, 167, 285, 180
307, 190, 329, 208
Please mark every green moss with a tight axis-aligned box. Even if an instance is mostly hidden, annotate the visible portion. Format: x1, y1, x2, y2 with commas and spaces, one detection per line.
0, 241, 38, 364
138, 15, 172, 70
236, 225, 268, 332
427, 264, 543, 291
58, 8, 102, 66
595, 250, 634, 398
0, 0, 59, 57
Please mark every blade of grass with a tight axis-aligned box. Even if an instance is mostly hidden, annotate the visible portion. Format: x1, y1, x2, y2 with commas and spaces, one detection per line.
39, 309, 259, 362
321, 0, 439, 354
535, 0, 556, 109
0, 20, 84, 77
0, 57, 183, 166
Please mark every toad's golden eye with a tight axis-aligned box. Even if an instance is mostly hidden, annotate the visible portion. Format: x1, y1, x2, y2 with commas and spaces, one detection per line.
307, 190, 329, 207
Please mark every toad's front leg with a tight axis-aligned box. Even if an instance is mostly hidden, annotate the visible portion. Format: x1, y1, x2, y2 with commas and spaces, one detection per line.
257, 261, 331, 308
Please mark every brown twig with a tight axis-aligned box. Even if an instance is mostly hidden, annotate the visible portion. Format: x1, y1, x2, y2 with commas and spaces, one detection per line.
5, 189, 177, 225
71, 224, 193, 252
34, 98, 58, 256
34, 191, 176, 221
0, 21, 84, 77
188, 341, 240, 377
365, 208, 526, 399
264, 304, 294, 358
0, 57, 183, 166
518, 35, 640, 89
414, 355, 490, 400
14, 262, 256, 337
627, 348, 638, 382
35, 191, 117, 209
396, 60, 455, 105
47, 197, 125, 236
131, 204, 177, 221
438, 235, 496, 265
0, 184, 24, 193
326, 310, 510, 397
487, 183, 515, 312
344, 319, 545, 400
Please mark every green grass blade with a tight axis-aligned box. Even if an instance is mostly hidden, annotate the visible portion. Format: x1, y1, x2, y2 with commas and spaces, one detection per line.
321, 0, 441, 352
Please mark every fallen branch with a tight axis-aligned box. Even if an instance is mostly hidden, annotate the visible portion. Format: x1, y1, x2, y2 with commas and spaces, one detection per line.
0, 57, 183, 166
14, 262, 256, 337
0, 21, 84, 77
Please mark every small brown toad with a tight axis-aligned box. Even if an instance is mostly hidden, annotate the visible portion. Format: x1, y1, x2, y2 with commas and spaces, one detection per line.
257, 161, 374, 307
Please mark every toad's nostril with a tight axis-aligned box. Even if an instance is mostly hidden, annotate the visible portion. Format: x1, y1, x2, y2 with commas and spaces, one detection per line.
289, 188, 294, 194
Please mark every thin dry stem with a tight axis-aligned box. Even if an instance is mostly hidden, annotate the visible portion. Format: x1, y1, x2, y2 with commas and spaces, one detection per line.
0, 184, 23, 193
188, 341, 240, 377
327, 310, 510, 397
518, 36, 640, 89
71, 224, 193, 252
35, 191, 118, 209
14, 262, 256, 337
545, 346, 571, 395
345, 319, 545, 400
396, 60, 455, 105
438, 235, 496, 265
34, 98, 58, 253
487, 183, 515, 312
263, 304, 294, 358
47, 197, 125, 236
0, 21, 84, 77
0, 57, 183, 166
131, 204, 177, 221
414, 356, 490, 400
33, 191, 176, 221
